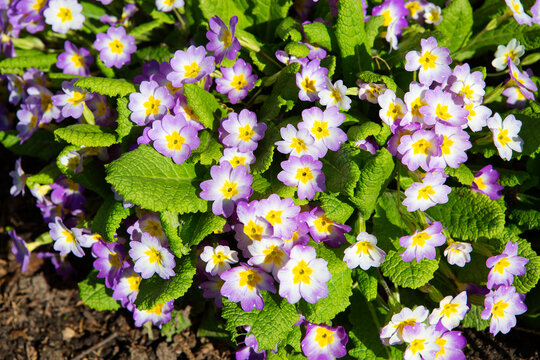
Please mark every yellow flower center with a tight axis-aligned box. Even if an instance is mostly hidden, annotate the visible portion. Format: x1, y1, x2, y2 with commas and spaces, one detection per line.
435, 337, 447, 357
493, 257, 510, 274
406, 1, 422, 17
238, 124, 254, 142
29, 115, 38, 129
143, 219, 163, 238
435, 104, 451, 121
386, 103, 404, 121
127, 274, 141, 291
418, 50, 438, 71
62, 230, 75, 243
164, 0, 175, 6
412, 138, 432, 155
166, 81, 182, 95
265, 210, 283, 226
473, 177, 486, 190
492, 299, 509, 318
149, 303, 164, 315
32, 0, 47, 11
301, 77, 317, 93
410, 97, 426, 118
292, 259, 313, 284
314, 215, 333, 234
230, 155, 246, 168
295, 167, 314, 184
68, 91, 86, 105
409, 338, 425, 355
461, 85, 474, 100
57, 7, 73, 22
441, 135, 454, 155
222, 30, 232, 48
262, 245, 284, 266
184, 61, 201, 78
356, 241, 374, 255
143, 95, 161, 116
330, 87, 342, 102
70, 54, 85, 68
441, 303, 459, 318
417, 185, 435, 200
290, 137, 308, 153
212, 251, 227, 265
311, 120, 330, 140
314, 327, 334, 348
231, 74, 248, 91
505, 49, 518, 62
238, 269, 261, 290
145, 248, 163, 265
110, 252, 122, 269
464, 103, 476, 120
382, 9, 393, 26
220, 180, 238, 199
497, 129, 511, 147
165, 131, 185, 151
244, 220, 264, 241
412, 232, 431, 247
109, 39, 124, 54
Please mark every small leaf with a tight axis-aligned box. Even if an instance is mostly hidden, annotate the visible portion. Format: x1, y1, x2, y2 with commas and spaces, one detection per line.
160, 211, 189, 257
74, 77, 136, 97
78, 270, 120, 311
303, 22, 334, 51
91, 196, 131, 242
319, 194, 354, 224
285, 42, 310, 58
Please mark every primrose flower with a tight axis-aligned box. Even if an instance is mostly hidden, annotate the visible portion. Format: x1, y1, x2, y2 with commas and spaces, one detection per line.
56, 41, 93, 77
128, 214, 168, 246
487, 113, 523, 161
402, 82, 428, 125
471, 165, 503, 200
449, 64, 486, 104
358, 82, 387, 104
200, 245, 238, 276
278, 155, 325, 200
129, 233, 176, 280
481, 285, 527, 335
402, 323, 440, 360
51, 175, 86, 210
257, 194, 301, 239
318, 79, 352, 110
92, 240, 126, 288
219, 147, 255, 170
148, 113, 200, 164
380, 306, 429, 345
502, 86, 528, 109
405, 36, 452, 87
167, 45, 215, 86
532, 1, 540, 24
9, 230, 30, 273
486, 241, 528, 289
400, 221, 446, 263
216, 59, 257, 104
343, 232, 386, 270
275, 50, 309, 67
433, 330, 467, 360
221, 109, 266, 152
52, 80, 90, 119
275, 124, 322, 159
296, 59, 328, 102
398, 129, 443, 172
372, 0, 408, 50
304, 42, 327, 60
112, 267, 142, 311
423, 4, 442, 25
59, 150, 83, 173
87, 93, 112, 125
429, 291, 469, 331
463, 102, 491, 132
199, 161, 253, 218
206, 15, 241, 64
378, 89, 407, 129
199, 276, 225, 307
508, 59, 537, 100
9, 158, 25, 197
492, 39, 525, 71
16, 105, 41, 142
298, 106, 347, 156
172, 93, 204, 130
405, 1, 427, 21
444, 242, 473, 267
155, 0, 184, 12
301, 207, 350, 248
236, 334, 266, 360
301, 323, 348, 360
72, 229, 102, 248
235, 200, 274, 256
277, 245, 331, 304
49, 217, 85, 257
282, 223, 311, 254
94, 26, 136, 69
43, 0, 84, 34
220, 264, 276, 312
421, 87, 468, 127
133, 300, 174, 328
26, 86, 61, 124
434, 123, 472, 168
128, 80, 174, 126
403, 172, 451, 212
505, 0, 532, 25
248, 238, 289, 277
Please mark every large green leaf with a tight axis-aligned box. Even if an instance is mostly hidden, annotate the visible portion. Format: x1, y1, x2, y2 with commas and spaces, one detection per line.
78, 270, 120, 311
198, 0, 253, 30
381, 251, 439, 289
105, 145, 207, 214
180, 212, 227, 248
321, 144, 361, 197
252, 0, 293, 41
436, 0, 473, 53
0, 53, 57, 73
319, 194, 354, 224
183, 83, 221, 131
74, 77, 136, 97
54, 124, 118, 147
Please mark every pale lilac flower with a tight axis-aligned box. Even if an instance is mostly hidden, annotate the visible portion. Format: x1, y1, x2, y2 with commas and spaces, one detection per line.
402, 323, 440, 360
9, 158, 25, 196
49, 217, 85, 257
87, 93, 112, 125
282, 223, 310, 254
148, 113, 200, 164
275, 50, 309, 67
343, 232, 386, 270
398, 129, 443, 172
72, 228, 102, 248
405, 36, 452, 86
43, 0, 85, 34
128, 213, 168, 247
206, 15, 241, 64
6, 74, 25, 106
423, 4, 442, 25
429, 291, 469, 331
487, 113, 523, 161
128, 80, 174, 126
378, 89, 407, 129
463, 102, 491, 132
433, 330, 467, 360
220, 264, 275, 312
354, 138, 379, 154
481, 285, 527, 335
112, 267, 141, 311
256, 194, 300, 239
403, 172, 451, 212
133, 300, 174, 328
301, 323, 348, 360
471, 165, 504, 200
298, 106, 347, 156
199, 276, 225, 307
505, 0, 532, 25
278, 155, 325, 200
277, 245, 331, 304
372, 0, 408, 50
216, 59, 257, 104
56, 41, 93, 76
400, 221, 446, 262
50, 175, 86, 210
304, 42, 327, 60
236, 334, 266, 360
199, 161, 253, 218
449, 63, 486, 104
318, 79, 352, 110
129, 233, 176, 280
405, 1, 428, 22
532, 1, 540, 24
387, 122, 422, 156
402, 82, 428, 125
486, 241, 528, 289
219, 147, 255, 170
492, 39, 525, 71
92, 240, 127, 288
221, 109, 266, 152
444, 242, 473, 267
200, 245, 238, 276
508, 59, 537, 100
296, 59, 328, 102
301, 206, 350, 248
172, 93, 205, 130
51, 80, 90, 119
502, 86, 528, 109
358, 82, 387, 104
94, 26, 136, 69
58, 150, 83, 173
155, 0, 184, 12
167, 45, 215, 86
25, 86, 60, 123
434, 123, 471, 169
420, 87, 468, 127
380, 306, 429, 345
234, 200, 273, 257
276, 124, 322, 159
9, 229, 30, 273
247, 238, 289, 277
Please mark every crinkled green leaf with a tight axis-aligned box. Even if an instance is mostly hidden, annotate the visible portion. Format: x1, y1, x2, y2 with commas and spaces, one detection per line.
357, 71, 398, 93
183, 83, 221, 131
436, 0, 473, 53
461, 303, 489, 330
0, 53, 57, 73
54, 124, 118, 147
74, 77, 136, 97
381, 251, 439, 289
222, 292, 300, 351
135, 46, 175, 63
190, 130, 223, 165
129, 20, 164, 41
513, 106, 540, 157
135, 255, 196, 310
0, 129, 63, 160
259, 63, 300, 123
322, 144, 361, 197
350, 149, 395, 220
355, 268, 379, 302
198, 0, 253, 30
180, 212, 227, 248
78, 270, 120, 311
285, 42, 310, 58
252, 0, 293, 41
115, 97, 136, 142
303, 22, 333, 51
364, 16, 384, 52
91, 196, 131, 242
321, 55, 337, 79
372, 192, 411, 251
347, 122, 383, 144
498, 168, 537, 189
319, 194, 354, 224
427, 188, 506, 241
299, 245, 353, 324
253, 163, 297, 200
509, 207, 540, 231
105, 145, 207, 214
445, 164, 474, 185
276, 17, 302, 42
251, 123, 281, 174
26, 162, 60, 188
160, 211, 189, 257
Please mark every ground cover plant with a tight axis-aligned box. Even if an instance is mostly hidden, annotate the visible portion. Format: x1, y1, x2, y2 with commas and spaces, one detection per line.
2, 0, 540, 359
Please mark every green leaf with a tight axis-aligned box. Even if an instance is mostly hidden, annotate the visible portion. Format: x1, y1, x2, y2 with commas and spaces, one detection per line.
321, 144, 361, 197
259, 63, 301, 123
497, 168, 537, 189
445, 164, 474, 185
135, 255, 196, 310
160, 211, 189, 257
285, 42, 310, 58
0, 129, 63, 160
509, 208, 540, 231
500, 238, 540, 294
335, 0, 370, 82
95, 57, 115, 78
357, 71, 398, 93
26, 162, 61, 188
183, 83, 221, 131
319, 194, 354, 224
54, 124, 118, 147
129, 20, 164, 41
74, 77, 136, 97
190, 130, 223, 165
350, 149, 395, 219
91, 196, 131, 243
347, 122, 383, 143
372, 192, 411, 251
222, 293, 300, 351
0, 53, 57, 73
381, 251, 439, 289
198, 0, 253, 30
303, 22, 334, 51
299, 245, 353, 324
436, 0, 473, 53
461, 303, 489, 330
180, 212, 227, 248
78, 270, 120, 311
105, 145, 207, 214
513, 106, 540, 157
115, 97, 136, 142
252, 0, 293, 41
364, 16, 385, 52
355, 268, 379, 302
426, 188, 506, 241
81, 1, 106, 19
251, 123, 281, 174
276, 17, 302, 42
